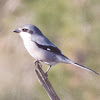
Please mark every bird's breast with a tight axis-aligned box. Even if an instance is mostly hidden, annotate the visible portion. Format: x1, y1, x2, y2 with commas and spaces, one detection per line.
23, 39, 59, 66
23, 40, 43, 60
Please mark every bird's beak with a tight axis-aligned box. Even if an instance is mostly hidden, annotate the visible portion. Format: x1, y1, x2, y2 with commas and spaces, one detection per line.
13, 29, 21, 33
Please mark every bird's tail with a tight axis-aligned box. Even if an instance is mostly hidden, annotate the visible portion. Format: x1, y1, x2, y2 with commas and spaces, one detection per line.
70, 61, 99, 75
62, 56, 99, 75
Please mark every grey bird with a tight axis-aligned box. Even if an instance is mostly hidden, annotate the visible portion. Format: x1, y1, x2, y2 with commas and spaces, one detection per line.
13, 24, 99, 75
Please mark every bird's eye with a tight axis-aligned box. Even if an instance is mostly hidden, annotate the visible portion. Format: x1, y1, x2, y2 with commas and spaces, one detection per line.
22, 28, 28, 32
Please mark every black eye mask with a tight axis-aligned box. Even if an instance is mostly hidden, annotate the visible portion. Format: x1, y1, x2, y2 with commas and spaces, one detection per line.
22, 28, 28, 32
22, 28, 33, 34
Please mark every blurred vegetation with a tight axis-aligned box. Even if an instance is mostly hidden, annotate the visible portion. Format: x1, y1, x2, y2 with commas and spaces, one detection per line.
0, 0, 100, 100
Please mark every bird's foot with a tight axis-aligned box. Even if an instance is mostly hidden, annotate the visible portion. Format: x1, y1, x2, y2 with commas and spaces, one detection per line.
34, 60, 42, 68
44, 65, 52, 78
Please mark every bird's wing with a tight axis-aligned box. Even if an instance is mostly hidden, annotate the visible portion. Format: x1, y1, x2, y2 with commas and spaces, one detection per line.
31, 35, 64, 55
34, 41, 63, 55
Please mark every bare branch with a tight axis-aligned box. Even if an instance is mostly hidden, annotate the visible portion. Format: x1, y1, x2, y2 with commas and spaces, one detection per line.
35, 61, 60, 100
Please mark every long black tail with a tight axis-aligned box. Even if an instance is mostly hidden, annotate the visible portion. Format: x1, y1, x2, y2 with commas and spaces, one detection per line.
60, 55, 99, 75
63, 57, 99, 75
69, 61, 99, 75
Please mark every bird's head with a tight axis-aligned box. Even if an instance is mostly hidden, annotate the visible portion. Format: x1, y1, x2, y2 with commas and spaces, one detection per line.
13, 24, 43, 41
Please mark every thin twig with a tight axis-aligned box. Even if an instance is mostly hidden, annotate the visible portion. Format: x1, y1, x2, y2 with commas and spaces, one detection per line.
35, 61, 60, 100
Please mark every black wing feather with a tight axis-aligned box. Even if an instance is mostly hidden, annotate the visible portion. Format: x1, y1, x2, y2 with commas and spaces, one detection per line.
35, 42, 62, 55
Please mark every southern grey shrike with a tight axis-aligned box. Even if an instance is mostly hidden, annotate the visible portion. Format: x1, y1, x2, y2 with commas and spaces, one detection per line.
13, 24, 99, 75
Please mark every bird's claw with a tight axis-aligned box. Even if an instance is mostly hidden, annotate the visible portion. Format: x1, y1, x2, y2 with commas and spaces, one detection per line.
34, 60, 42, 68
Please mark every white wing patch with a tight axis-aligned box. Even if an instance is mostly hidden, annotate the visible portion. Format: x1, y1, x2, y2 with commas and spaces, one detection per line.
47, 48, 50, 51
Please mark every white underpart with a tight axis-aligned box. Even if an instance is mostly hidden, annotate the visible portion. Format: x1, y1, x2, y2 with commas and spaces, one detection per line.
19, 31, 58, 66
19, 32, 44, 60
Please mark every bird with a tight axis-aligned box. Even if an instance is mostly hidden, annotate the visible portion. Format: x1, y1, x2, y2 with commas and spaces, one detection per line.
13, 24, 99, 75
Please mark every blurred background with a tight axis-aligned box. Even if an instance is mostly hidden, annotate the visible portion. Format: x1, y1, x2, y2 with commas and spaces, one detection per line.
0, 0, 100, 100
